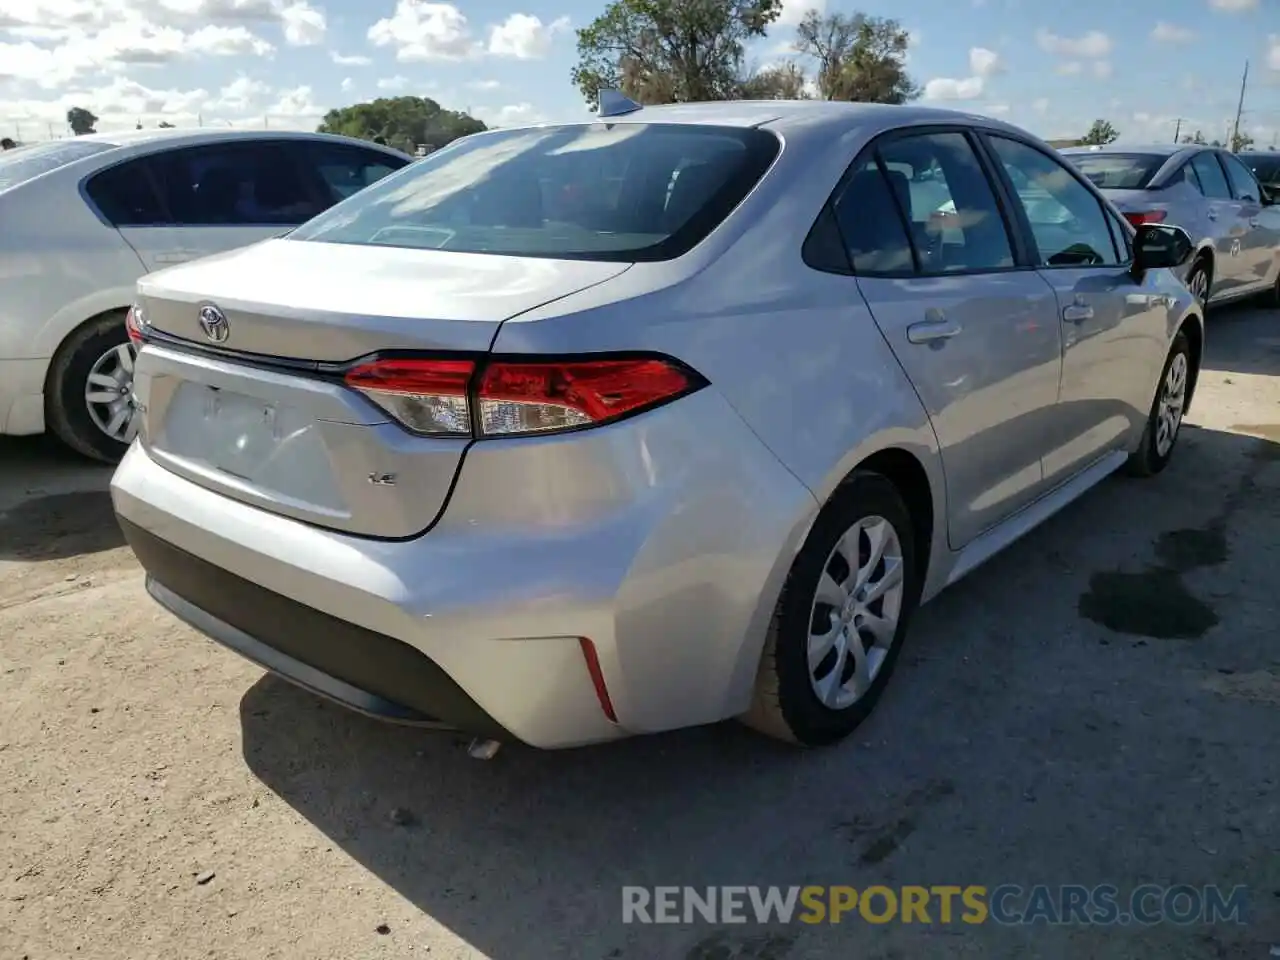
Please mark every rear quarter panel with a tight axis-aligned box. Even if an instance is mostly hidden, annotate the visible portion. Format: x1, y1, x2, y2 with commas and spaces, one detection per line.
0, 170, 144, 363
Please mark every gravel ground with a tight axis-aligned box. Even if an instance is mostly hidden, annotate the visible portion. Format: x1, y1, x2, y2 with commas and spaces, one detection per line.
1, 306, 1278, 960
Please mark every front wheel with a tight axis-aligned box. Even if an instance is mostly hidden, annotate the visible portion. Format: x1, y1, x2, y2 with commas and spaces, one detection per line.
45, 311, 139, 464
1185, 259, 1210, 309
1125, 330, 1192, 478
741, 471, 921, 747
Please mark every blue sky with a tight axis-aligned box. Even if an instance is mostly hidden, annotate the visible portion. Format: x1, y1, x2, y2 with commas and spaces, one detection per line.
0, 0, 1277, 144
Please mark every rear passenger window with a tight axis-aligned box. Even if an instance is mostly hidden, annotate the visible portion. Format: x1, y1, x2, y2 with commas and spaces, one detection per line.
148, 142, 327, 227
874, 132, 1015, 274
1190, 154, 1231, 200
1220, 153, 1260, 201
85, 160, 167, 226
831, 159, 916, 276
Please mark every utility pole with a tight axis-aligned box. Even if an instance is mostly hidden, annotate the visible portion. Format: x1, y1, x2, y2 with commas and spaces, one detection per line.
1173, 118, 1183, 143
1230, 59, 1248, 151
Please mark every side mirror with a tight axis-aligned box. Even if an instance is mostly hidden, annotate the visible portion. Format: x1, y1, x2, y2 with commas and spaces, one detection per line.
1132, 223, 1193, 273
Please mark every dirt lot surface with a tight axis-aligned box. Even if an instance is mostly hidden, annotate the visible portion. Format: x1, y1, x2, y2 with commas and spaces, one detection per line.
2, 307, 1279, 960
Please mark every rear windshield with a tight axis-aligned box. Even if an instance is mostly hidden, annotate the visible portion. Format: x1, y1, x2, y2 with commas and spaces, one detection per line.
1243, 155, 1280, 185
288, 123, 781, 261
0, 139, 117, 192
1066, 153, 1168, 190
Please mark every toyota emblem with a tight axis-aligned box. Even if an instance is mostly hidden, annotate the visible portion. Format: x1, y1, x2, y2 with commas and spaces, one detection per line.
198, 304, 230, 343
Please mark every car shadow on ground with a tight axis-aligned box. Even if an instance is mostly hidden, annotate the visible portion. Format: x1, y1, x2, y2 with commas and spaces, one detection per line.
0, 436, 123, 561
239, 420, 1280, 960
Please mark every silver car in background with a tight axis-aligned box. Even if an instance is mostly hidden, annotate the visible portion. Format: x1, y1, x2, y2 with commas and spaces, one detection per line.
1062, 143, 1280, 310
112, 99, 1203, 752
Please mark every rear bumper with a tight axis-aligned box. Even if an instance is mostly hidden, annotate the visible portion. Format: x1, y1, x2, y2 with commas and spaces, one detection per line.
0, 357, 48, 436
110, 388, 818, 748
124, 519, 509, 737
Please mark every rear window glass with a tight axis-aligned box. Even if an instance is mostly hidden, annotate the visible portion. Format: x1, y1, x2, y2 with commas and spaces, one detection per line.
0, 140, 117, 192
288, 123, 780, 261
1066, 153, 1167, 189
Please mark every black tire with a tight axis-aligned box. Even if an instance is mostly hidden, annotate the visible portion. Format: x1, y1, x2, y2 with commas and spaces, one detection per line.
741, 471, 922, 747
45, 311, 133, 464
1185, 258, 1211, 311
1124, 330, 1192, 478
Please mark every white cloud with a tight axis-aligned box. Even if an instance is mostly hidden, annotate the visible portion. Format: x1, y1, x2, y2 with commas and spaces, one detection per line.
1035, 28, 1111, 58
278, 1, 324, 45
923, 76, 985, 100
1269, 34, 1280, 70
474, 102, 546, 127
1091, 60, 1112, 79
1152, 21, 1196, 43
331, 51, 370, 65
468, 79, 501, 90
368, 0, 479, 60
1033, 97, 1050, 114
969, 46, 1001, 77
487, 12, 569, 59
216, 74, 270, 110
267, 84, 320, 118
377, 74, 409, 90
340, 76, 353, 92
1056, 61, 1082, 76
1209, 0, 1258, 11
982, 102, 1010, 115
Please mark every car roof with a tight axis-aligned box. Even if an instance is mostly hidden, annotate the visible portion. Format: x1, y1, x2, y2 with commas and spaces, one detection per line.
507, 100, 1045, 145
66, 127, 412, 158
1060, 143, 1202, 158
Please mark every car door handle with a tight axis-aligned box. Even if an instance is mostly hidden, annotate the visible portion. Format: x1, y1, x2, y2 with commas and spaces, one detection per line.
1062, 304, 1094, 323
1249, 217, 1261, 228
1207, 209, 1218, 221
906, 319, 963, 344
153, 250, 197, 264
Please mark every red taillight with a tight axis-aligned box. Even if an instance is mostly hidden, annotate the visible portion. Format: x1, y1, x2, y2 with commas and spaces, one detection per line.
125, 305, 145, 345
476, 357, 696, 436
578, 637, 617, 723
343, 358, 475, 436
342, 355, 700, 438
1123, 210, 1167, 227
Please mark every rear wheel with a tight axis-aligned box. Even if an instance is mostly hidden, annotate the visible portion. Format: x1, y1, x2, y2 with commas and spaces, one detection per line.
45, 311, 139, 464
742, 471, 921, 747
1125, 330, 1192, 478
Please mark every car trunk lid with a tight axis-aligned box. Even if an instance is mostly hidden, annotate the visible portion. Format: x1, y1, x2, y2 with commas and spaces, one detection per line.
133, 238, 630, 538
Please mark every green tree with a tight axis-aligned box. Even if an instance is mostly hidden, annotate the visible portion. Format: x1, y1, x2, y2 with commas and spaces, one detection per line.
792, 10, 918, 103
1180, 130, 1207, 145
66, 106, 98, 136
1230, 130, 1254, 153
738, 61, 809, 99
1079, 118, 1119, 146
571, 0, 785, 109
316, 96, 486, 154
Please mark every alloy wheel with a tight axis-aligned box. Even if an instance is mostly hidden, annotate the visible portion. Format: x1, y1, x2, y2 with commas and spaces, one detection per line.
1187, 268, 1208, 306
1156, 350, 1188, 458
84, 342, 139, 444
807, 515, 905, 711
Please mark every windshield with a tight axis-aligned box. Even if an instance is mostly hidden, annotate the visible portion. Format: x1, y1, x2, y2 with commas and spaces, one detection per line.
1065, 153, 1168, 190
0, 139, 117, 192
289, 122, 781, 261
1243, 155, 1280, 185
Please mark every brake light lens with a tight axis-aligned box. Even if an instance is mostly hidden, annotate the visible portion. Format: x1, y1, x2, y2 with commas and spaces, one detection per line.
476, 358, 696, 436
125, 304, 146, 345
1122, 210, 1167, 227
342, 355, 702, 438
343, 358, 475, 435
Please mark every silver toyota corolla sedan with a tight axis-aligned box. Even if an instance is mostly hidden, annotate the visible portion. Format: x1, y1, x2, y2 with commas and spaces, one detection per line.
1061, 143, 1280, 311
111, 98, 1204, 752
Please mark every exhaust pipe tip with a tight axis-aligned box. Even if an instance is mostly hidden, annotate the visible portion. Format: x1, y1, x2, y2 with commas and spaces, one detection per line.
466, 737, 502, 760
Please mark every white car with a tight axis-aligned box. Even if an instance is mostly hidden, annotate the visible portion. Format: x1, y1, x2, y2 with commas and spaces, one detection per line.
0, 129, 411, 461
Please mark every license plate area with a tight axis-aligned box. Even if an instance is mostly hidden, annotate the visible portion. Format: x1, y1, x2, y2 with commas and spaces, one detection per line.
154, 382, 344, 510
